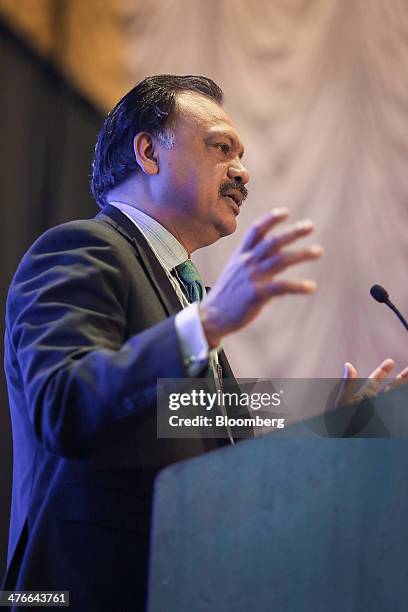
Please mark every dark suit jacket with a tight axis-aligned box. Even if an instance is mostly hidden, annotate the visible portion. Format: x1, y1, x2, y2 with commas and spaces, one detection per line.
3, 205, 250, 611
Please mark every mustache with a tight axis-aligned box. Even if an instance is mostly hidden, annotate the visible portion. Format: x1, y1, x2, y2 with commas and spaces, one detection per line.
219, 182, 248, 202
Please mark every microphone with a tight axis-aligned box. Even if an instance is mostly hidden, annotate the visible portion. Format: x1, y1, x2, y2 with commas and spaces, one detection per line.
370, 284, 408, 332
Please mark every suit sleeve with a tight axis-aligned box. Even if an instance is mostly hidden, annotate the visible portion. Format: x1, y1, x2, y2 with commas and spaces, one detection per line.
6, 221, 187, 457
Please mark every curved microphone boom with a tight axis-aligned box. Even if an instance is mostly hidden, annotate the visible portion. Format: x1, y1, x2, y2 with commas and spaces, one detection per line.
370, 284, 408, 332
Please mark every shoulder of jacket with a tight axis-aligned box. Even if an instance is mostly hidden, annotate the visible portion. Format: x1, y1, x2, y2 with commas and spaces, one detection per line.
22, 216, 137, 257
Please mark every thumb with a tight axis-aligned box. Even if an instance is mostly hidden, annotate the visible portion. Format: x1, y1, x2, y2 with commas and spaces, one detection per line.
336, 362, 358, 407
344, 362, 357, 379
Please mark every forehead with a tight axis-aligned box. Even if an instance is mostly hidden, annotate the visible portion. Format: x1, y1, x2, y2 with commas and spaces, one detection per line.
173, 91, 238, 137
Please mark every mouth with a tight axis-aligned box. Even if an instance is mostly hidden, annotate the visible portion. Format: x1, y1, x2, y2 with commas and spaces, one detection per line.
222, 194, 241, 215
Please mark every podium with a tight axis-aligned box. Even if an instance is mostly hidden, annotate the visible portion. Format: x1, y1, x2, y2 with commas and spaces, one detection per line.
148, 386, 408, 611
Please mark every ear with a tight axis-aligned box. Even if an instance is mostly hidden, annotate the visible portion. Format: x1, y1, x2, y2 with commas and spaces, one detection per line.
133, 132, 159, 175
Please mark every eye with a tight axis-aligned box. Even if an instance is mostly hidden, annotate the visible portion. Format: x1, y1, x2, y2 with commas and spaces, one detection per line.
217, 143, 230, 155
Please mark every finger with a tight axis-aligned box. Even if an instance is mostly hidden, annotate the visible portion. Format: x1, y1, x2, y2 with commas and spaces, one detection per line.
336, 362, 358, 406
383, 366, 408, 393
368, 358, 395, 380
396, 366, 408, 381
252, 219, 315, 261
258, 245, 324, 274
261, 279, 317, 297
239, 208, 290, 253
366, 358, 395, 393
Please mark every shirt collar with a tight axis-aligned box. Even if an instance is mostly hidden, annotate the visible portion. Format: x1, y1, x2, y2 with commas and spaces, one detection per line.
108, 201, 188, 271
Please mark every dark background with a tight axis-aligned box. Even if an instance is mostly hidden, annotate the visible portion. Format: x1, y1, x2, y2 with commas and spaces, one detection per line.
0, 20, 103, 577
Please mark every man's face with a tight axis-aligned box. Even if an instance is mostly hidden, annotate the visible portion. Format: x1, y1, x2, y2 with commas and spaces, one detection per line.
154, 91, 249, 250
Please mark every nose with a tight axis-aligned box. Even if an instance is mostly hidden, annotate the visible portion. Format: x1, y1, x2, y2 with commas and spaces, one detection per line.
227, 160, 250, 185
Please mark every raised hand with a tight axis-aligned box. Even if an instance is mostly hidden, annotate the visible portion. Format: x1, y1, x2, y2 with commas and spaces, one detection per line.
199, 207, 323, 348
336, 358, 408, 407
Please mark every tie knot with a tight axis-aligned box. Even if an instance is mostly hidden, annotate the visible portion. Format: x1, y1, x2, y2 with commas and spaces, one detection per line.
173, 259, 205, 303
174, 259, 201, 283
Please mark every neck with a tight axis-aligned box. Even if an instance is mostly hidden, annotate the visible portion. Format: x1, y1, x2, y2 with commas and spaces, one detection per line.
108, 197, 203, 255
106, 179, 219, 253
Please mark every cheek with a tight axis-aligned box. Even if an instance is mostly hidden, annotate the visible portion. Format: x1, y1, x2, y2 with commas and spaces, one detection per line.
181, 172, 215, 203
164, 152, 222, 204
168, 160, 199, 191
162, 165, 203, 210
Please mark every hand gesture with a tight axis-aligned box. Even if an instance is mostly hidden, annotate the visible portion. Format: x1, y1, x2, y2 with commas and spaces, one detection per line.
336, 358, 408, 407
199, 208, 323, 348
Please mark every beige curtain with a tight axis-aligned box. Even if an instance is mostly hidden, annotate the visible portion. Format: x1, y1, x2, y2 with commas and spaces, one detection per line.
1, 0, 407, 377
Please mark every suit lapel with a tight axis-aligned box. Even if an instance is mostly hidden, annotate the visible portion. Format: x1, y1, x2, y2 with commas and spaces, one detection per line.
95, 204, 182, 317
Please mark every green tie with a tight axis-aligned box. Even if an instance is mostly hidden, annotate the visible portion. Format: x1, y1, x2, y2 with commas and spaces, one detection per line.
173, 259, 205, 303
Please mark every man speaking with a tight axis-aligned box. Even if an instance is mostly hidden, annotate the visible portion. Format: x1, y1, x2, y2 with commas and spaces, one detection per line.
3, 75, 402, 610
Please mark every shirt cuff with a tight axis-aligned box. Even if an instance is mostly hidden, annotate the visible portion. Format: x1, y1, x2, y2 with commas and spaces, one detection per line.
175, 303, 210, 376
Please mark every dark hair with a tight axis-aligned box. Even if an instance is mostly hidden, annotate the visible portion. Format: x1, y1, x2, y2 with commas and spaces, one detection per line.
91, 74, 224, 207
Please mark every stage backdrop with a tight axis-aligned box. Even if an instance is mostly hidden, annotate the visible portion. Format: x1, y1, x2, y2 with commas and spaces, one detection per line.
1, 0, 408, 576
1, 0, 407, 378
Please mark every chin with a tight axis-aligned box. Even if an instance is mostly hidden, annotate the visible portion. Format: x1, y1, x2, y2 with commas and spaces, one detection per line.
195, 220, 236, 250
215, 216, 237, 238
213, 199, 239, 237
